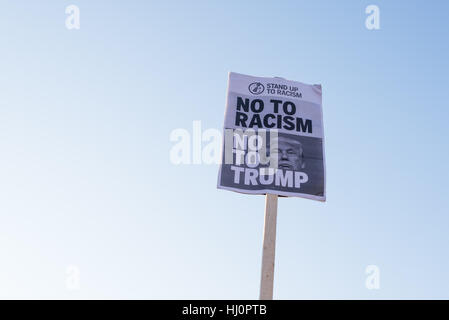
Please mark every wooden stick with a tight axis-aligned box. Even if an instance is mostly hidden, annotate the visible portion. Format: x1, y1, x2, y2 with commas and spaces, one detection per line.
259, 193, 278, 300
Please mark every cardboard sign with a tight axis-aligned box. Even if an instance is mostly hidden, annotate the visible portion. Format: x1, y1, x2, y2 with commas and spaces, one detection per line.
217, 72, 326, 201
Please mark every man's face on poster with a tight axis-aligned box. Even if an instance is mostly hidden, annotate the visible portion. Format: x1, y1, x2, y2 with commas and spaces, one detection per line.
272, 138, 305, 171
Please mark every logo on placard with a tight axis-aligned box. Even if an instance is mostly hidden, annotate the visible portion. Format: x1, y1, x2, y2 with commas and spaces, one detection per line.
248, 82, 265, 95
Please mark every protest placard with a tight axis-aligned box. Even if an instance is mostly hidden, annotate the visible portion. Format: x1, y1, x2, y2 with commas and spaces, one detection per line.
217, 72, 326, 201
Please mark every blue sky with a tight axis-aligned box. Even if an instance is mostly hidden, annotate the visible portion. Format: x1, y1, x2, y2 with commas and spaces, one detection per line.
0, 0, 448, 299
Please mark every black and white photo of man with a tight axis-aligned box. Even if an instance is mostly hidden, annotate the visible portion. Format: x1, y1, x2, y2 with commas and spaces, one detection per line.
268, 135, 306, 171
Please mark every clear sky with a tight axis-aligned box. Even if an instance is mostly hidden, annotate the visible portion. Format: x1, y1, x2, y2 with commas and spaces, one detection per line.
0, 0, 448, 299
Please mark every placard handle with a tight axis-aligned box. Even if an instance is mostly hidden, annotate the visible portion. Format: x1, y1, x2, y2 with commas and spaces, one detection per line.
259, 193, 278, 300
